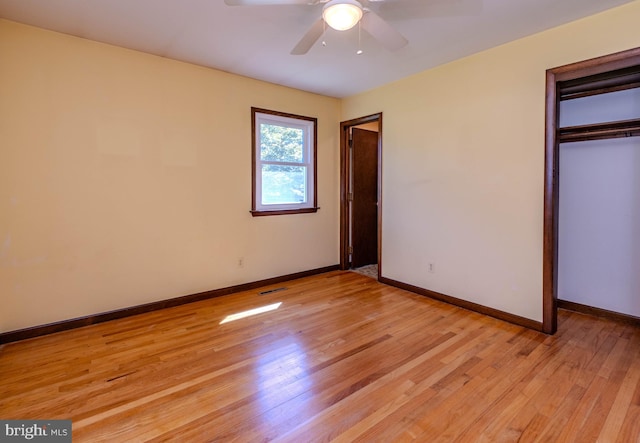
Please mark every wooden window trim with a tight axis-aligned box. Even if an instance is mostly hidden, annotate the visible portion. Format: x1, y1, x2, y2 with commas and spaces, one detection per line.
251, 107, 318, 217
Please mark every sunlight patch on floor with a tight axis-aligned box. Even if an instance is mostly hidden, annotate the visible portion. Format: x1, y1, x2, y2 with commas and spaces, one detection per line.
219, 302, 282, 324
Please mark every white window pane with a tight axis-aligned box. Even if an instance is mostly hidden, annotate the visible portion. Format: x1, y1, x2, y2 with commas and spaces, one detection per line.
261, 165, 307, 205
252, 108, 316, 214
260, 123, 304, 163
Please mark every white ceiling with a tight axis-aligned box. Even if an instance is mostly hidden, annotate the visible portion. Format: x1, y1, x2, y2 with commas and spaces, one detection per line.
0, 0, 634, 98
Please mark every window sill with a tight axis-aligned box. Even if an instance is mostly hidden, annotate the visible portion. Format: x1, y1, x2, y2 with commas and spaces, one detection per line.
250, 207, 320, 217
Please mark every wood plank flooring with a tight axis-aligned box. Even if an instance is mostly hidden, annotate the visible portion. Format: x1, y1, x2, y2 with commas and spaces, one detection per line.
1, 271, 640, 442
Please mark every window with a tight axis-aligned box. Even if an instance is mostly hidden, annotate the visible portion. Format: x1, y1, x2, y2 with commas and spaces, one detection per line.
251, 107, 318, 216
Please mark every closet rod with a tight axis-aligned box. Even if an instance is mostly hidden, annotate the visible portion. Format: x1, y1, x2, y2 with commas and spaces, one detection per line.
558, 118, 640, 143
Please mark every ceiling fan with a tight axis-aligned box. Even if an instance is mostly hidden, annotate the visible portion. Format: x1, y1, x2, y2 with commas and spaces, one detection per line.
224, 0, 408, 55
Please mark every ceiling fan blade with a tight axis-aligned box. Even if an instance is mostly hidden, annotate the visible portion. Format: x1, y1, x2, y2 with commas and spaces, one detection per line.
224, 0, 315, 6
360, 10, 407, 51
290, 18, 325, 55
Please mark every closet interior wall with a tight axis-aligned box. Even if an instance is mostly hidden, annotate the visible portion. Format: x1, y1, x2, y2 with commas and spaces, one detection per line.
557, 71, 640, 317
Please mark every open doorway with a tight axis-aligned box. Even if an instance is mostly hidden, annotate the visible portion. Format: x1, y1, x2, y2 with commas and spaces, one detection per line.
544, 47, 640, 334
340, 114, 382, 279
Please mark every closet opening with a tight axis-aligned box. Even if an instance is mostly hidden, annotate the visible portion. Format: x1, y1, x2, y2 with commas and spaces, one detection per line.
543, 47, 640, 334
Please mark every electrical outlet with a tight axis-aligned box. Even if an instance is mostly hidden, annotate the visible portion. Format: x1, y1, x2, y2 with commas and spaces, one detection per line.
428, 263, 435, 273
238, 257, 244, 268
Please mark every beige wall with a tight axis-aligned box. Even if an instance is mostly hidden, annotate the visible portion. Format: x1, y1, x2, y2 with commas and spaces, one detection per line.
342, 1, 640, 322
354, 122, 379, 132
0, 20, 341, 332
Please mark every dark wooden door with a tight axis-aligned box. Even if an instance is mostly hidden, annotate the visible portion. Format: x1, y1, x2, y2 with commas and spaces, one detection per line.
351, 128, 378, 268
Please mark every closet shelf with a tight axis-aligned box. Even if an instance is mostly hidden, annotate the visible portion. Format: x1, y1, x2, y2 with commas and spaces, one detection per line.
558, 118, 640, 143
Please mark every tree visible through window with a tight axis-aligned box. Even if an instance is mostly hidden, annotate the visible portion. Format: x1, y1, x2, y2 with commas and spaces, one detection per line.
251, 108, 317, 216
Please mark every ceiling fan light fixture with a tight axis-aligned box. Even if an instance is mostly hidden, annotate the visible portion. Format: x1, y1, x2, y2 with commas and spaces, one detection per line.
322, 0, 363, 31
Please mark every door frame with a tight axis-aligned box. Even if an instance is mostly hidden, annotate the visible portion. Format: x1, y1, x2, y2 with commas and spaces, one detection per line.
340, 113, 383, 277
543, 47, 640, 334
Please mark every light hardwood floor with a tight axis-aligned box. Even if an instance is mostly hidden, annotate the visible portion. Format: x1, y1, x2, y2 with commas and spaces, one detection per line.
1, 271, 639, 442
